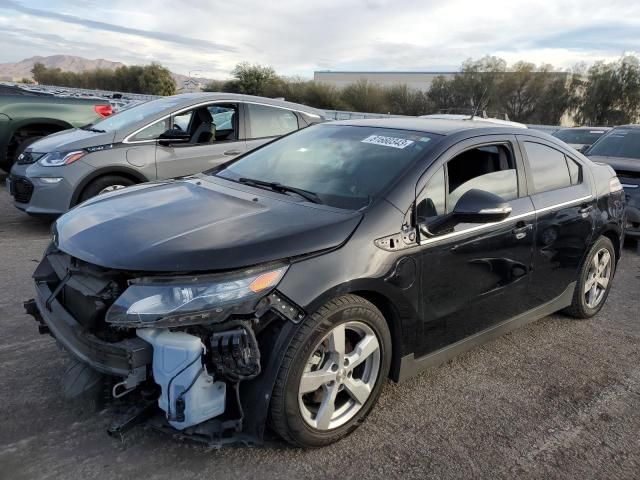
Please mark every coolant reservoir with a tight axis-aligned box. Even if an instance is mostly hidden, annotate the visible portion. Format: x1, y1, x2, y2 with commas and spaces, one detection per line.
137, 328, 226, 430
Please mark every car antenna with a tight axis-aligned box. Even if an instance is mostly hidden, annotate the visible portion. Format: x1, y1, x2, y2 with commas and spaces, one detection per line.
469, 86, 488, 120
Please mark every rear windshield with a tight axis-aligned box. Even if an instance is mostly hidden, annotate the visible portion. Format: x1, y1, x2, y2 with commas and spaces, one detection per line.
587, 129, 640, 159
553, 129, 607, 145
214, 124, 440, 210
90, 97, 182, 132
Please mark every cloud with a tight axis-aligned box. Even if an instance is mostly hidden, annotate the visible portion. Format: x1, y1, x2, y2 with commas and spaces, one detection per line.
0, 0, 236, 53
0, 0, 639, 77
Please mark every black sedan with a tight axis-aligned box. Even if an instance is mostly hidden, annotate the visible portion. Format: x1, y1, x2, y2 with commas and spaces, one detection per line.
25, 118, 625, 448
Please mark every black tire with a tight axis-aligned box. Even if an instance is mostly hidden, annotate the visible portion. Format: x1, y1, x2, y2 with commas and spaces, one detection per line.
79, 175, 135, 203
0, 136, 42, 172
269, 294, 391, 447
564, 236, 616, 319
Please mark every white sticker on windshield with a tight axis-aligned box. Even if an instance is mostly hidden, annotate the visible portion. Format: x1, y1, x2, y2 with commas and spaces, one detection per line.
361, 135, 414, 149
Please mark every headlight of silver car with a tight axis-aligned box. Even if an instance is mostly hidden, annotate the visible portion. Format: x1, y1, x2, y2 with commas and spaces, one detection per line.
39, 151, 86, 167
105, 265, 288, 328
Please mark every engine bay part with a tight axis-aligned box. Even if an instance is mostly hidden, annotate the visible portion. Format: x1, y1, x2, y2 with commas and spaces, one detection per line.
137, 328, 226, 430
210, 320, 261, 382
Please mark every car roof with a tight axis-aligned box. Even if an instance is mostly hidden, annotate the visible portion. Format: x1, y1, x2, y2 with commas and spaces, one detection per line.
614, 124, 640, 130
328, 117, 538, 136
556, 126, 611, 131
167, 92, 326, 118
419, 114, 527, 128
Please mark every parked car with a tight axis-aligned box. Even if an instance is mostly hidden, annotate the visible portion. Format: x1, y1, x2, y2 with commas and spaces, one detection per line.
584, 124, 640, 238
526, 124, 561, 135
25, 118, 625, 448
7, 93, 325, 215
0, 84, 112, 172
552, 127, 611, 152
420, 113, 527, 128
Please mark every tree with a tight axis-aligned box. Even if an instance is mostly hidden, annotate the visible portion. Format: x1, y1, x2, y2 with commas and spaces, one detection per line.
385, 84, 431, 116
341, 79, 388, 113
31, 62, 176, 95
231, 62, 279, 96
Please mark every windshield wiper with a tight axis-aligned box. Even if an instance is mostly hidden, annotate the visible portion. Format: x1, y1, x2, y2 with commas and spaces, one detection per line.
80, 125, 106, 133
238, 177, 323, 204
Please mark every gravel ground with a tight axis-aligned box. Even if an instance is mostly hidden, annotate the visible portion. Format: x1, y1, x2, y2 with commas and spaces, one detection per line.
0, 178, 639, 480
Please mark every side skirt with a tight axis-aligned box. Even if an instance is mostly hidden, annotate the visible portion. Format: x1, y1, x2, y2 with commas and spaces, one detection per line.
397, 282, 576, 382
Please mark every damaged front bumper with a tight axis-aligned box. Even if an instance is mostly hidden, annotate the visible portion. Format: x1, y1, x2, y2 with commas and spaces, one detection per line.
25, 248, 305, 447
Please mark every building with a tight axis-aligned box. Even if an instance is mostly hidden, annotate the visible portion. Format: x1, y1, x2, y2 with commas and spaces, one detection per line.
314, 71, 459, 90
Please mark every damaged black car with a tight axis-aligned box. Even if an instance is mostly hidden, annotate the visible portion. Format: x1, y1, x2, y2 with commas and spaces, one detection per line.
25, 119, 626, 448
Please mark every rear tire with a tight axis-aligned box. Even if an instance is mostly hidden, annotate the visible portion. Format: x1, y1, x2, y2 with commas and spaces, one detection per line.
79, 175, 135, 203
564, 236, 616, 319
269, 294, 391, 447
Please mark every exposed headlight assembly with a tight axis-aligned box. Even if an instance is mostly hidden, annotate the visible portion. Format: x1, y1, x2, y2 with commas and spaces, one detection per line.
39, 151, 86, 167
105, 264, 288, 328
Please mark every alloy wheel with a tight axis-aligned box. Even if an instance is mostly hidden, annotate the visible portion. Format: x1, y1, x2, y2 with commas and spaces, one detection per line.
98, 184, 127, 195
298, 321, 381, 430
584, 247, 612, 309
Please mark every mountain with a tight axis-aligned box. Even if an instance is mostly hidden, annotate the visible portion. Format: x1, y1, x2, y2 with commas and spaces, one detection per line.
0, 55, 213, 91
0, 55, 125, 81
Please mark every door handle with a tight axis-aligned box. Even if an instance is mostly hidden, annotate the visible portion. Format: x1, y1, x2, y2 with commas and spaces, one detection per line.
224, 149, 242, 156
512, 222, 533, 239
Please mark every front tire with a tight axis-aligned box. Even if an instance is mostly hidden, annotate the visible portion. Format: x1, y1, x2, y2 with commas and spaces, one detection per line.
269, 295, 391, 447
79, 175, 135, 203
564, 236, 616, 319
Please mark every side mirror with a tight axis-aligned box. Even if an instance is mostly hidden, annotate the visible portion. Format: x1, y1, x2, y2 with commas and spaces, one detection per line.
420, 189, 512, 237
158, 128, 190, 145
452, 189, 512, 222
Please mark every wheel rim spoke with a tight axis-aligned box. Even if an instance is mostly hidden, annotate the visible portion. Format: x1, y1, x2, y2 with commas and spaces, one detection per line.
328, 323, 346, 362
299, 368, 336, 394
584, 276, 596, 294
343, 377, 371, 405
597, 276, 609, 289
588, 283, 598, 306
599, 251, 611, 272
315, 384, 339, 429
345, 334, 379, 371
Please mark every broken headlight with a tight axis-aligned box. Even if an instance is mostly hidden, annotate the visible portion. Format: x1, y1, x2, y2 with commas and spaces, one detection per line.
105, 265, 288, 328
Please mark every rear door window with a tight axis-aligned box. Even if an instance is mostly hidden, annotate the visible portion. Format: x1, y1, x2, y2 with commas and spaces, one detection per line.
523, 141, 574, 193
247, 104, 298, 138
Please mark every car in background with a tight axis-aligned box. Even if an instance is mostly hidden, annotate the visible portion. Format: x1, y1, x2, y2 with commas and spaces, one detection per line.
526, 124, 560, 135
0, 84, 112, 172
420, 113, 527, 128
585, 124, 640, 238
552, 127, 611, 152
7, 93, 325, 216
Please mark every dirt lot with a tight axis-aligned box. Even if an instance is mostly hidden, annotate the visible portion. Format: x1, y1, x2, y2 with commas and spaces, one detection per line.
0, 179, 639, 480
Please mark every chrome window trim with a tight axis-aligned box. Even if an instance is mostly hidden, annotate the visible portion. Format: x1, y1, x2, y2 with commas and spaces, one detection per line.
123, 100, 321, 145
419, 195, 592, 246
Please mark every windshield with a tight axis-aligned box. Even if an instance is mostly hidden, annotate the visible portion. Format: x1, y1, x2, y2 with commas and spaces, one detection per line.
553, 129, 607, 145
214, 124, 440, 210
587, 129, 640, 159
90, 97, 183, 132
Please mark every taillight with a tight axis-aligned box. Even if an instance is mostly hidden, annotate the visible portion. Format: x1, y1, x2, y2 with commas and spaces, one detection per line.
95, 104, 113, 118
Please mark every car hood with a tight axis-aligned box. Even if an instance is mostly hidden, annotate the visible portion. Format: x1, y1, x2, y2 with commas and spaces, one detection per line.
588, 155, 640, 173
28, 128, 116, 153
54, 177, 363, 272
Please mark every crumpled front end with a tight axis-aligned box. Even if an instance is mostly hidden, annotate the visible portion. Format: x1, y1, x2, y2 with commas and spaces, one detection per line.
25, 245, 304, 446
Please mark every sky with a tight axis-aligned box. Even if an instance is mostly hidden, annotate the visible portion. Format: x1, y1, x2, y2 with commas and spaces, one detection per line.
0, 0, 638, 79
